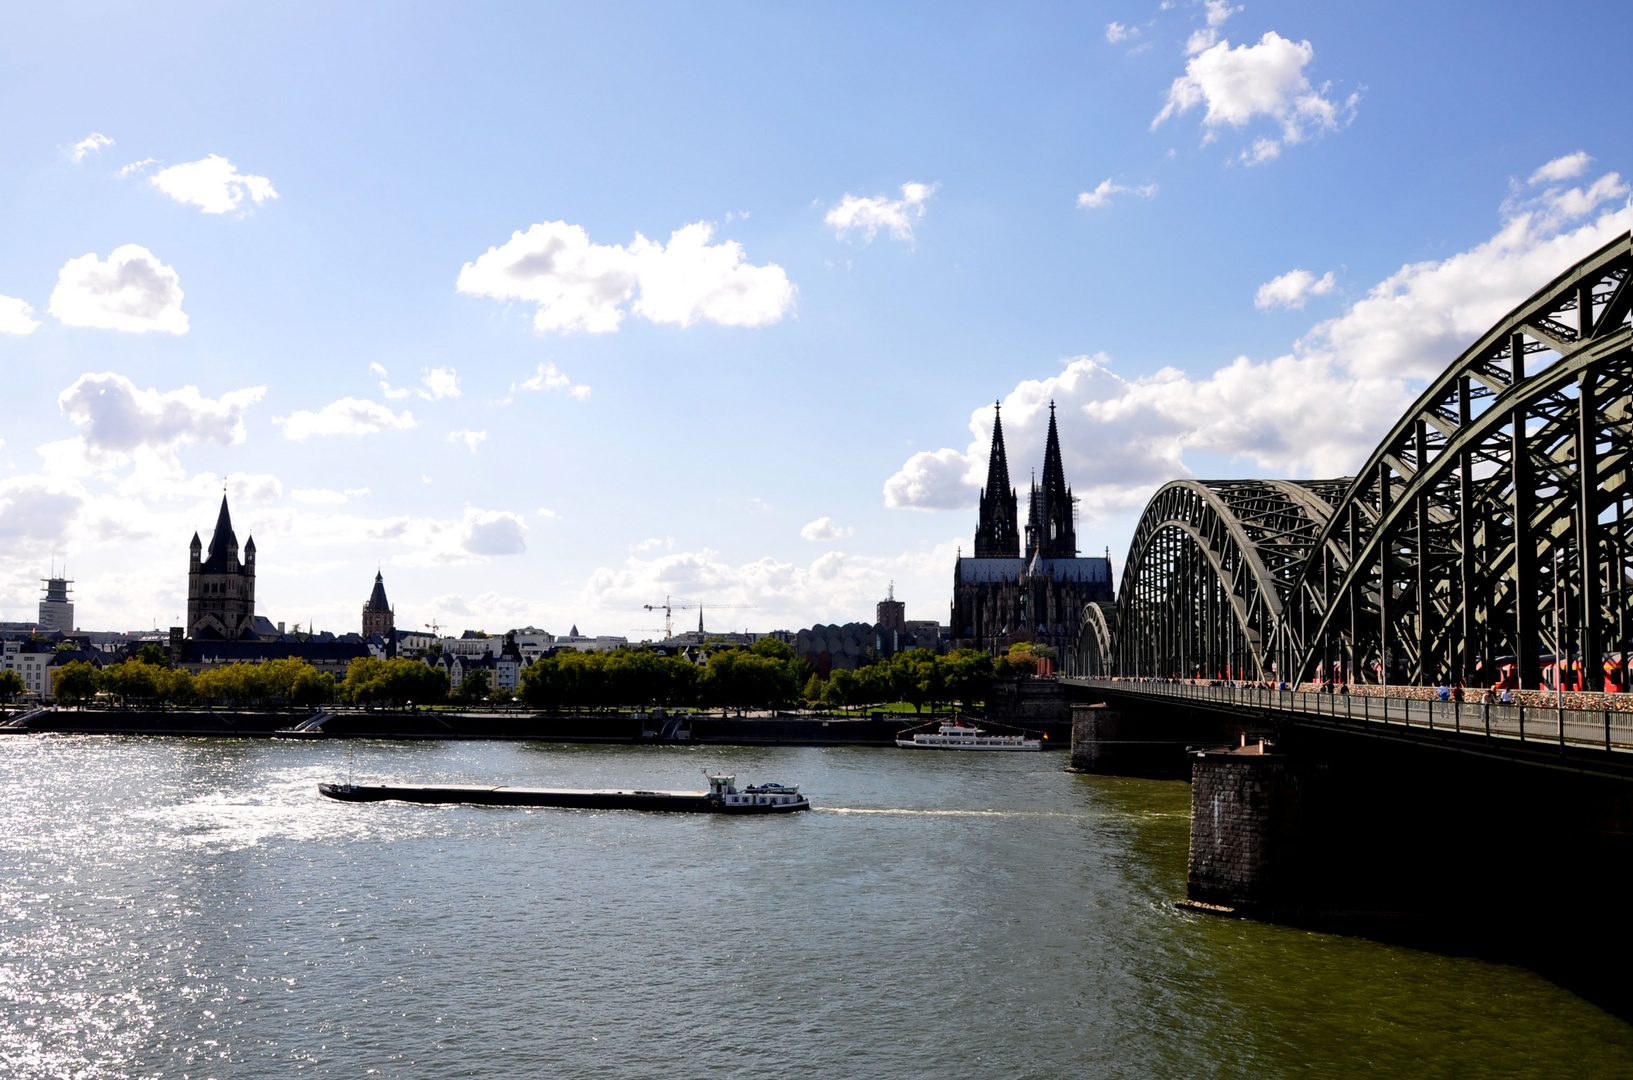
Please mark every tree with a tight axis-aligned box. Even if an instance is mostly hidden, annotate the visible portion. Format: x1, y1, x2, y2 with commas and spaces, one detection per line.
802, 672, 824, 705
942, 649, 994, 708
137, 643, 170, 667
161, 666, 198, 705
701, 648, 798, 714
823, 668, 858, 713
894, 650, 944, 714
0, 669, 26, 703
55, 661, 102, 703
343, 657, 449, 707
100, 660, 163, 705
750, 637, 795, 662
454, 668, 491, 704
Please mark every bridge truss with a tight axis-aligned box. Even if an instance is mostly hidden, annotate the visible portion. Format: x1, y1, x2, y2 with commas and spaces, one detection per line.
1085, 232, 1633, 687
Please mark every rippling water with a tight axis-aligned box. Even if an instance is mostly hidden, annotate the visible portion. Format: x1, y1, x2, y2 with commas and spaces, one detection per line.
2, 735, 1630, 1078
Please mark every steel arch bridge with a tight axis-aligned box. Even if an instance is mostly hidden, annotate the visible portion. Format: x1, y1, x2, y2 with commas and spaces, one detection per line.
1078, 231, 1633, 688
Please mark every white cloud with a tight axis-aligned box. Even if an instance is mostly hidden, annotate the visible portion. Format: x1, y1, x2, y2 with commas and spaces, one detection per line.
71, 133, 112, 163
226, 472, 283, 503
58, 372, 266, 462
118, 158, 155, 177
537, 507, 560, 519
1153, 32, 1357, 160
277, 398, 416, 440
884, 353, 1410, 520
457, 220, 794, 334
0, 296, 40, 335
448, 429, 487, 453
462, 508, 527, 556
1304, 166, 1631, 380
1077, 179, 1158, 210
584, 541, 962, 632
510, 362, 591, 401
419, 367, 460, 400
373, 364, 462, 401
0, 482, 83, 548
1530, 152, 1592, 186
883, 447, 977, 511
49, 245, 188, 334
1185, 0, 1239, 54
1106, 22, 1132, 42
825, 182, 938, 243
1240, 137, 1281, 166
292, 488, 351, 505
1254, 268, 1335, 310
800, 516, 853, 542
149, 155, 278, 215
631, 537, 674, 553
887, 155, 1633, 520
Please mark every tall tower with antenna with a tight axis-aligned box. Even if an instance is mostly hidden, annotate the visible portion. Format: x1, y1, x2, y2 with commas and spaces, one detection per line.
37, 564, 74, 632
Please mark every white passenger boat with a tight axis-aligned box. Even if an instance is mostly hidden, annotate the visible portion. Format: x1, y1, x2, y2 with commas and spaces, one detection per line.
895, 721, 1043, 751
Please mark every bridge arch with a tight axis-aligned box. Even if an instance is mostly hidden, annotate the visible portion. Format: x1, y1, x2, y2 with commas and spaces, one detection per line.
1115, 479, 1346, 679
1111, 231, 1633, 688
1071, 600, 1118, 676
1283, 231, 1633, 688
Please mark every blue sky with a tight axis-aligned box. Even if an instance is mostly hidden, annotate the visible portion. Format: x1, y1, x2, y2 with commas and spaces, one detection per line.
1, 0, 1629, 637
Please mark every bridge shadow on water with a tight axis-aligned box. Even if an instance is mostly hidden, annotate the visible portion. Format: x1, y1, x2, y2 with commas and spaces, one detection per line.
1069, 703, 1633, 1027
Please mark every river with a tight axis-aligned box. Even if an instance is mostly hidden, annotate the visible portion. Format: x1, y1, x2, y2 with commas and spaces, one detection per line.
0, 735, 1629, 1078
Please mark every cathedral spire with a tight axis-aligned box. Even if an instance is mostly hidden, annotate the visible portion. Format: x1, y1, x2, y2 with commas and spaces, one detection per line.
1041, 400, 1066, 496
1026, 400, 1076, 559
972, 400, 1019, 557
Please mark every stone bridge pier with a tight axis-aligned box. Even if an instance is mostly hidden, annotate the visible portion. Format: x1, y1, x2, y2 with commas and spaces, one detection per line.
1182, 726, 1633, 1012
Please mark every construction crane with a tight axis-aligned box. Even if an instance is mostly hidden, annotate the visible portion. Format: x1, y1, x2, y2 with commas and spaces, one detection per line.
642, 595, 756, 639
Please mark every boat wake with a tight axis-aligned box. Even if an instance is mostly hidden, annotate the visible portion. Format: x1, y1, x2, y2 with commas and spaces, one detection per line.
816, 806, 1069, 818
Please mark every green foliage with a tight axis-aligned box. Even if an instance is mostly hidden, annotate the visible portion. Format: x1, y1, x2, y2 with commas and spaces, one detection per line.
809, 647, 993, 713
94, 659, 196, 705
453, 668, 492, 703
51, 660, 98, 703
190, 657, 332, 707
0, 669, 26, 702
750, 637, 795, 662
519, 648, 701, 712
802, 672, 824, 703
341, 657, 449, 707
701, 649, 799, 714
136, 643, 170, 667
1001, 642, 1039, 675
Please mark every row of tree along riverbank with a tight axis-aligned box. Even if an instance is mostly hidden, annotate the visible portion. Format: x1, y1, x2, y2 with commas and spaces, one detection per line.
29, 640, 1028, 716
3, 707, 1074, 746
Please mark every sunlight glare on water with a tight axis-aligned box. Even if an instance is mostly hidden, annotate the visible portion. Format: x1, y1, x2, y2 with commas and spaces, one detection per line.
0, 735, 1629, 1079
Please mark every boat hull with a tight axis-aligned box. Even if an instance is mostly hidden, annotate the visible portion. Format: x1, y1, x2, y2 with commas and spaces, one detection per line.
318, 782, 809, 814
894, 740, 1043, 751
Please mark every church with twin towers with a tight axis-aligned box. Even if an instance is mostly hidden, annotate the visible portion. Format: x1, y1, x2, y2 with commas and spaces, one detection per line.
950, 401, 1113, 656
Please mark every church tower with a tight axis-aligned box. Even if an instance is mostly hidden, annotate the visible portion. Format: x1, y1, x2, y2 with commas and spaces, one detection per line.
186, 494, 258, 640
1025, 401, 1077, 560
362, 570, 395, 639
972, 402, 1019, 557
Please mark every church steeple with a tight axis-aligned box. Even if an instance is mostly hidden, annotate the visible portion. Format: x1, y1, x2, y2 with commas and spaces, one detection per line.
972, 401, 1019, 558
1025, 400, 1076, 559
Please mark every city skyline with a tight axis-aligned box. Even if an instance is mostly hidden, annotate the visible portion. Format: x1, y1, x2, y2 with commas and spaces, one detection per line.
0, 1, 1627, 636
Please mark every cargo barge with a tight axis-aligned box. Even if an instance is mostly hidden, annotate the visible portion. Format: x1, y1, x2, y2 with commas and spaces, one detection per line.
318, 772, 808, 814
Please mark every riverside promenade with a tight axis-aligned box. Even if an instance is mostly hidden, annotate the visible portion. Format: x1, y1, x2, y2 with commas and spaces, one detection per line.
0, 706, 1072, 747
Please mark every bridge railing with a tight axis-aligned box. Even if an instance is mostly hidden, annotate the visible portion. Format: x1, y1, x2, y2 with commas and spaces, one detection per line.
1070, 679, 1633, 755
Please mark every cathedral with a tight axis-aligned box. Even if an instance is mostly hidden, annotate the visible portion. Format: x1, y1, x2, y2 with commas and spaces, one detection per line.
949, 402, 1113, 655
187, 495, 259, 640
